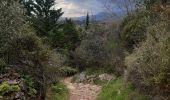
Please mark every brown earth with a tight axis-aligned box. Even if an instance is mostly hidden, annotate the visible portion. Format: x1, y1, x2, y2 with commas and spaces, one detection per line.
63, 77, 101, 100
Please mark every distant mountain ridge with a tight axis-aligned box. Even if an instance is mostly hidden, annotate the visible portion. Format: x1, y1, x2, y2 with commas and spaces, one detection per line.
62, 11, 124, 22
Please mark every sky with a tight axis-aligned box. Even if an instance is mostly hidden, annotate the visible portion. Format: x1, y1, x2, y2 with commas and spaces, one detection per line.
55, 0, 120, 17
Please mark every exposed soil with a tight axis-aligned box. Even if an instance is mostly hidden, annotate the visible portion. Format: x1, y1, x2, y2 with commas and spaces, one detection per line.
64, 77, 101, 100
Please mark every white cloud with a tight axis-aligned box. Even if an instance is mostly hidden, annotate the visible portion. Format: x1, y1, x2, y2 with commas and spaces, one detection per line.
55, 0, 105, 17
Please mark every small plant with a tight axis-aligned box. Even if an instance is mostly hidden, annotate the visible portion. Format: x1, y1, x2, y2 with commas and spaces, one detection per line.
46, 82, 68, 100
59, 66, 78, 76
0, 59, 6, 73
97, 79, 147, 100
0, 82, 20, 96
51, 84, 65, 94
22, 75, 37, 96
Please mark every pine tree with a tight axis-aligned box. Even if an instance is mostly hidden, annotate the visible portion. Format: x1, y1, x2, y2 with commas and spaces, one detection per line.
21, 0, 64, 36
85, 12, 90, 30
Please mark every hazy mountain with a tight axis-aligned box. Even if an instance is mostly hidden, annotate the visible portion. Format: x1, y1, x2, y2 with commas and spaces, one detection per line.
70, 11, 124, 22
60, 11, 124, 25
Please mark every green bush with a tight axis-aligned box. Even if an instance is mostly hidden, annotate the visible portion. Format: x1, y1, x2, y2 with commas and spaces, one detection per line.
49, 18, 80, 52
22, 75, 37, 96
97, 79, 147, 100
0, 82, 20, 96
0, 1, 62, 99
59, 66, 78, 76
73, 24, 116, 68
125, 21, 170, 99
120, 11, 149, 50
0, 59, 6, 73
46, 82, 68, 100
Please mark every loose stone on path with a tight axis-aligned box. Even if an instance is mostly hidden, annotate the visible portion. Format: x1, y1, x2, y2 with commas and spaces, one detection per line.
64, 77, 101, 100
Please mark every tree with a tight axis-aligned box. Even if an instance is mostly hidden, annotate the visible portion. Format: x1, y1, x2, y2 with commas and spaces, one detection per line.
120, 11, 149, 50
143, 0, 158, 10
125, 21, 170, 99
21, 0, 64, 36
0, 1, 61, 100
73, 24, 115, 69
49, 18, 80, 51
85, 13, 90, 30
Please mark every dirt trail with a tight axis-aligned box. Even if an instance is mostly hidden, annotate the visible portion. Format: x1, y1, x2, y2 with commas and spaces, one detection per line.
63, 77, 101, 100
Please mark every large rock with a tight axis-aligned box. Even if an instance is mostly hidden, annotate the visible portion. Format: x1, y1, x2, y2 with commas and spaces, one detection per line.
73, 72, 98, 83
73, 72, 116, 83
98, 74, 115, 81
7, 80, 18, 85
74, 72, 87, 83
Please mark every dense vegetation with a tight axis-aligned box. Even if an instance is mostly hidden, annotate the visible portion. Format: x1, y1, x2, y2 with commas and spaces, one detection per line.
123, 0, 170, 99
0, 0, 169, 100
97, 79, 148, 100
46, 82, 68, 100
0, 0, 78, 99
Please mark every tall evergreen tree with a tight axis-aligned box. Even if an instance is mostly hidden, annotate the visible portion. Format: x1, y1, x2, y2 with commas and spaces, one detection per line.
21, 0, 64, 36
85, 12, 90, 30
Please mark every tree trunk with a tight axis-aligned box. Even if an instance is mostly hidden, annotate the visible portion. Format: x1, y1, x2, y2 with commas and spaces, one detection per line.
38, 86, 46, 100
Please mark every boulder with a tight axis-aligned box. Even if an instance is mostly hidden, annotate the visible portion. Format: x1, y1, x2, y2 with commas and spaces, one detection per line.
74, 72, 87, 83
73, 72, 116, 83
98, 74, 115, 81
7, 80, 18, 85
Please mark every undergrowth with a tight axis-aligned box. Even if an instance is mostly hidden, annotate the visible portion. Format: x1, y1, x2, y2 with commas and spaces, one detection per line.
97, 79, 148, 100
46, 82, 68, 100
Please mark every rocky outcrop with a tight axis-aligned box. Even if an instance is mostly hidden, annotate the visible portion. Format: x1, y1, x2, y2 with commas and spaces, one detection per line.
73, 72, 116, 83
98, 73, 115, 81
0, 72, 35, 100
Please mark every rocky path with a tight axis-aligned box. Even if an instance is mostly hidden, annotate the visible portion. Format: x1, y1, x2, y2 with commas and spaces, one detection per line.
63, 77, 101, 100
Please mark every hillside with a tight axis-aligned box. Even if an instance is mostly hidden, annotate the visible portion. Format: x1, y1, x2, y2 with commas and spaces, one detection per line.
0, 0, 170, 100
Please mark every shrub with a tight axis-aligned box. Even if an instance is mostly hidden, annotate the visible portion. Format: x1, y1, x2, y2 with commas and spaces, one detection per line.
0, 59, 6, 73
125, 21, 170, 99
0, 82, 20, 96
59, 66, 78, 76
72, 24, 116, 68
49, 18, 80, 52
0, 1, 62, 99
46, 82, 68, 100
120, 11, 149, 50
22, 75, 37, 97
97, 79, 147, 100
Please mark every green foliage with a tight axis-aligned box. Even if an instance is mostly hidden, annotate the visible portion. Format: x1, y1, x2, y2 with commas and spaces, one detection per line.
120, 11, 149, 50
158, 37, 170, 86
0, 1, 62, 99
21, 0, 64, 36
22, 75, 37, 96
117, 1, 170, 99
21, 0, 80, 52
85, 68, 108, 76
143, 0, 158, 10
97, 79, 147, 100
73, 24, 115, 68
49, 18, 80, 51
46, 82, 68, 100
59, 66, 78, 76
125, 20, 170, 99
85, 13, 90, 30
0, 82, 20, 96
0, 59, 6, 73
0, 59, 5, 66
